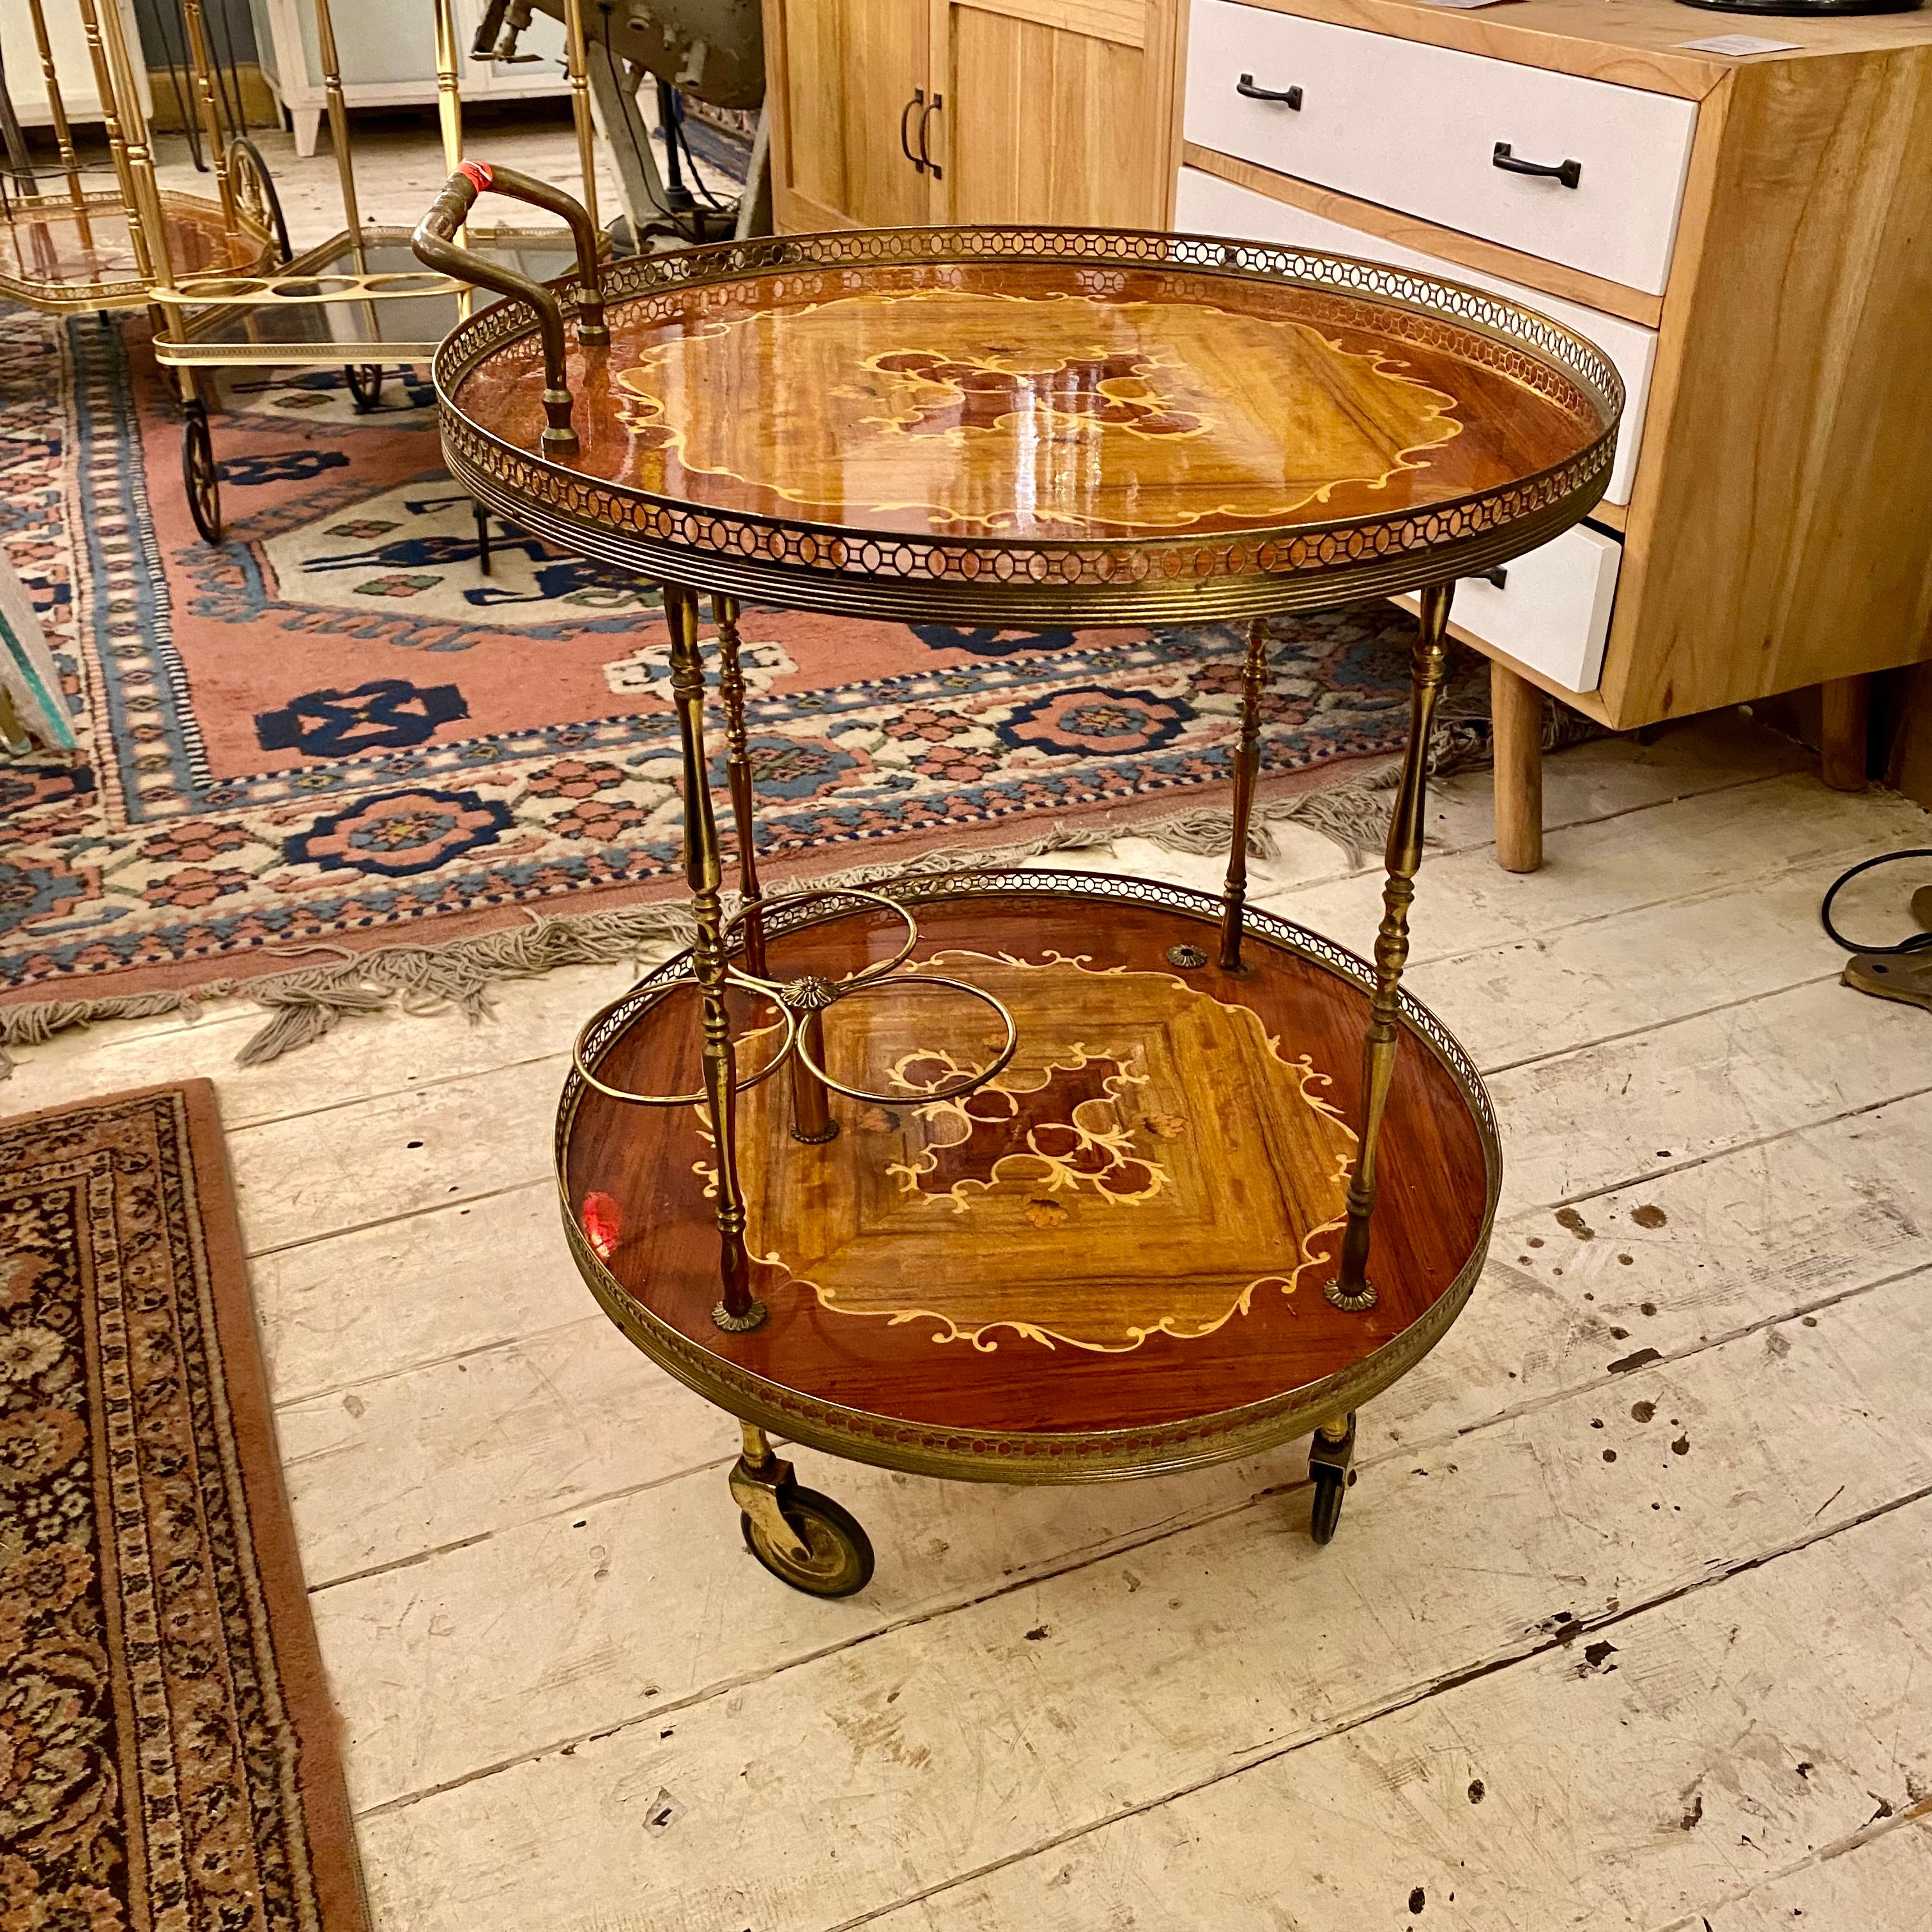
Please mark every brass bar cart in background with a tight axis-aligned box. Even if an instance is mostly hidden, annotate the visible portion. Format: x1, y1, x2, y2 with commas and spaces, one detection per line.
0, 0, 276, 317
414, 185, 1621, 1595
147, 0, 608, 544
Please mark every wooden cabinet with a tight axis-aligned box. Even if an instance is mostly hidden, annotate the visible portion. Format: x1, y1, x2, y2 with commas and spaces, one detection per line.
1176, 0, 1932, 737
765, 0, 929, 229
924, 0, 1179, 226
764, 0, 1180, 231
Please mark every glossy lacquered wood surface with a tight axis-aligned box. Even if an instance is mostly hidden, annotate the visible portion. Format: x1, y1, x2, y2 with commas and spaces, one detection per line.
561, 892, 1491, 1434
449, 259, 1602, 542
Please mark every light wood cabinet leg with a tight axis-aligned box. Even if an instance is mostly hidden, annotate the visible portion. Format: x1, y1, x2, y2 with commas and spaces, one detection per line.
1820, 673, 1871, 792
1491, 661, 1544, 874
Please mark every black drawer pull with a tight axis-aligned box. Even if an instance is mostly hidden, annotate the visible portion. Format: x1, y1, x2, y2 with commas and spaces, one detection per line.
918, 92, 944, 182
901, 91, 926, 175
1236, 73, 1303, 109
1467, 566, 1508, 590
1492, 142, 1581, 189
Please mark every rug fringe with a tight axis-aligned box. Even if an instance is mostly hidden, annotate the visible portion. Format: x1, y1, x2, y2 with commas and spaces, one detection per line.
1, 703, 1595, 1077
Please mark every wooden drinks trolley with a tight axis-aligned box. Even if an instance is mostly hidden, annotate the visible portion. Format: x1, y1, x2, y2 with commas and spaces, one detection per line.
414, 176, 1620, 1595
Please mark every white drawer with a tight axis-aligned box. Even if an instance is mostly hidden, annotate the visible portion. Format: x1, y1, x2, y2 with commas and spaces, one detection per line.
1174, 167, 1654, 504
1399, 523, 1623, 693
1184, 0, 1698, 296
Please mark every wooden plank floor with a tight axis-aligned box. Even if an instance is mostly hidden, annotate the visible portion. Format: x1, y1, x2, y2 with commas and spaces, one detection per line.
12, 710, 1932, 1929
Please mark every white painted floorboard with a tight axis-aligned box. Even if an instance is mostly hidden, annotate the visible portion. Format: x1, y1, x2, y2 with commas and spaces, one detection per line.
9, 710, 1929, 1930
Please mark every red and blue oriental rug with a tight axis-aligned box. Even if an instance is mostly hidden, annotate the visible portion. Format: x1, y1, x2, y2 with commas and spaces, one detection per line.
0, 307, 1492, 1062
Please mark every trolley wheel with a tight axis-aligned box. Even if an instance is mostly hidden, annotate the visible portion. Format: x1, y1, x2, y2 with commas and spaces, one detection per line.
740, 1488, 875, 1598
1309, 1465, 1350, 1545
344, 364, 384, 412
181, 401, 222, 544
226, 135, 293, 265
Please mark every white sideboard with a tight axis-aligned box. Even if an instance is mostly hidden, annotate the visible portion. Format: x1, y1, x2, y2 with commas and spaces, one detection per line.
244, 0, 572, 154
1, 0, 153, 125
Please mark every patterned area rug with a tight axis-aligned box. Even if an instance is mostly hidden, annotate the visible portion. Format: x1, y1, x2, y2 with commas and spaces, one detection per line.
0, 305, 1486, 1059
0, 1081, 368, 1929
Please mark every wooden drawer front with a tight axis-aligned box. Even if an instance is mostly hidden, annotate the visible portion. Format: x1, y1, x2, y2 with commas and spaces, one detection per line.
1184, 0, 1698, 295
1402, 524, 1623, 693
1174, 167, 1655, 504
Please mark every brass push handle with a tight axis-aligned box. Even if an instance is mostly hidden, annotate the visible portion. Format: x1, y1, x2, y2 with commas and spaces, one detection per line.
1236, 73, 1302, 109
1492, 142, 1581, 189
900, 90, 927, 174
410, 160, 610, 456
918, 91, 944, 181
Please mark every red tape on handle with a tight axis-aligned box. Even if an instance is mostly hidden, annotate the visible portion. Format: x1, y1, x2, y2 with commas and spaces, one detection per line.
457, 159, 493, 193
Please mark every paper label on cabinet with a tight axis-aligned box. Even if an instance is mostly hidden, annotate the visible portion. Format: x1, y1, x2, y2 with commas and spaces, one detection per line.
1675, 33, 1802, 54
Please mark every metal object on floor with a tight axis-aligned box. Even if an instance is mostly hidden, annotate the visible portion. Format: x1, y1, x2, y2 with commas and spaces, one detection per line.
419, 204, 1621, 1593
1821, 848, 1932, 1014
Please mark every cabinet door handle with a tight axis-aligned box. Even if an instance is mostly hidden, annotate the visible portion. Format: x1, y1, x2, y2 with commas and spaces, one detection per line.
1466, 565, 1508, 590
901, 90, 927, 174
1492, 142, 1581, 189
1236, 73, 1302, 109
918, 92, 944, 181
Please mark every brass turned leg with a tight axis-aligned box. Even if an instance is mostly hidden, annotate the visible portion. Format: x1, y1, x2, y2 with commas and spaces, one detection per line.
1218, 615, 1272, 972
1330, 581, 1455, 1312
664, 585, 764, 1333
713, 594, 768, 975
714, 594, 839, 1144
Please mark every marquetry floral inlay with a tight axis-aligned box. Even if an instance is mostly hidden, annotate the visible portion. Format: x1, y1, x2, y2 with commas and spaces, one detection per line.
611, 287, 1462, 537
700, 949, 1358, 1351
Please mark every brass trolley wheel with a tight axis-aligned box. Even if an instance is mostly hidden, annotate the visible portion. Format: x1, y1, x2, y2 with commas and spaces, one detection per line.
740, 1488, 875, 1597
226, 135, 293, 265
181, 401, 223, 545
345, 364, 385, 413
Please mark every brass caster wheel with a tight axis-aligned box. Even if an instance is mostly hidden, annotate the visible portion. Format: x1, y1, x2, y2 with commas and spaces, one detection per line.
1308, 1410, 1357, 1546
181, 402, 222, 545
1309, 1465, 1354, 1545
740, 1488, 875, 1598
345, 364, 384, 411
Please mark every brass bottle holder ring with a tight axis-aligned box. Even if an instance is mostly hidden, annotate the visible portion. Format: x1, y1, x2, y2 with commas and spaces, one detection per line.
569, 978, 801, 1108
788, 972, 1020, 1107
723, 886, 922, 995
572, 888, 1018, 1110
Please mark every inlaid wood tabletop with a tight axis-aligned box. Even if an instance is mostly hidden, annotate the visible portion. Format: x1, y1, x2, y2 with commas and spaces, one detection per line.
433, 228, 1623, 624
559, 877, 1498, 1479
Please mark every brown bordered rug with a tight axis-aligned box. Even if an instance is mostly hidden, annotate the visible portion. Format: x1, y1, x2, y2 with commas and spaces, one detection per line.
0, 1080, 369, 1931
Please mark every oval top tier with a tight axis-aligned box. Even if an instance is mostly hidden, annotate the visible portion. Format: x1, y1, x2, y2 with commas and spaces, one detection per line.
434, 227, 1621, 625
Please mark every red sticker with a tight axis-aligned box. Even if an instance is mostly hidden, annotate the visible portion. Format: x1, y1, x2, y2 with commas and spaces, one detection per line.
580, 1190, 621, 1261
457, 158, 493, 193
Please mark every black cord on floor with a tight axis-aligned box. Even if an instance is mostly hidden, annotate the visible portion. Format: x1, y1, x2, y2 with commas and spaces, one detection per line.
1820, 849, 1932, 955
